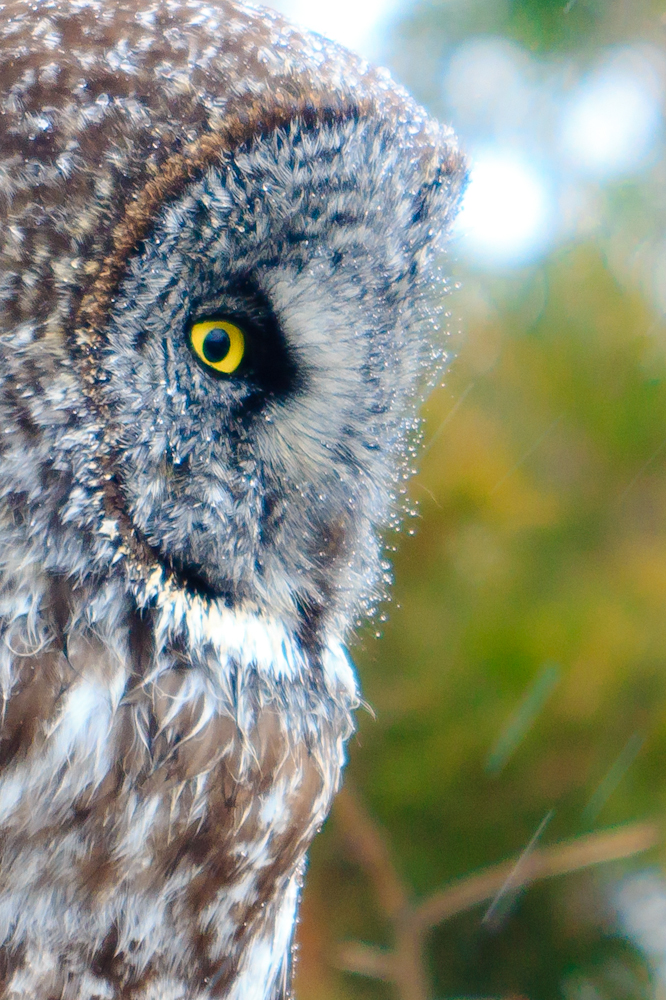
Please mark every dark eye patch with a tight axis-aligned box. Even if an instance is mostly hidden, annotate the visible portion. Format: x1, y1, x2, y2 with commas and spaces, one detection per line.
189, 281, 301, 400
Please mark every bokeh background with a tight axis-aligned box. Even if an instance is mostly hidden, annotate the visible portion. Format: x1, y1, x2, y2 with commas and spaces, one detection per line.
268, 1, 666, 997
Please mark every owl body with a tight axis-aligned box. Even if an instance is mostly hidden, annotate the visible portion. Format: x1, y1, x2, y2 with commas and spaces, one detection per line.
0, 1, 465, 997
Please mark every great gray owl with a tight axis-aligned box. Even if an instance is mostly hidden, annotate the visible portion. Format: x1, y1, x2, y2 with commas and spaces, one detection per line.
0, 0, 466, 997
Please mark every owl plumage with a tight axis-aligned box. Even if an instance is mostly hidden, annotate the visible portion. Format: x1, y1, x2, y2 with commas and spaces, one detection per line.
0, 1, 466, 997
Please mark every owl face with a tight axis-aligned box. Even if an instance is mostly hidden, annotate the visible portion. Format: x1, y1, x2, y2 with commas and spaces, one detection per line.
0, 0, 466, 656
98, 115, 447, 636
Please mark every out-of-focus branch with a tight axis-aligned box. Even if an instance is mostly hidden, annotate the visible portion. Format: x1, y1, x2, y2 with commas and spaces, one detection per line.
334, 787, 429, 1000
334, 783, 410, 920
414, 820, 659, 930
335, 941, 393, 980
332, 786, 660, 1000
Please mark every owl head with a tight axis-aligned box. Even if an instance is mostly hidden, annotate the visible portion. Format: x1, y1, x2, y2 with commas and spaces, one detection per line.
0, 0, 466, 651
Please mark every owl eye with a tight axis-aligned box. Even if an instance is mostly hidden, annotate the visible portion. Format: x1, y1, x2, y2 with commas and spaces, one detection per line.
189, 319, 246, 375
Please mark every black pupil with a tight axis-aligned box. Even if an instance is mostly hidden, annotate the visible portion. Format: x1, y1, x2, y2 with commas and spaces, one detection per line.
202, 327, 231, 364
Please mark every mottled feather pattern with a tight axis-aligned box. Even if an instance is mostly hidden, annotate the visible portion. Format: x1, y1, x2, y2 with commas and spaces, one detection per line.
0, 576, 357, 997
0, 0, 466, 997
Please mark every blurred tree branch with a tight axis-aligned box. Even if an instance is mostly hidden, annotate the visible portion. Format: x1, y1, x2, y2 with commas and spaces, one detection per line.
332, 785, 661, 1000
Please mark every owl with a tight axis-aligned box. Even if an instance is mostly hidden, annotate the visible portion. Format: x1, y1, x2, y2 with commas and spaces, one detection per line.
0, 1, 466, 997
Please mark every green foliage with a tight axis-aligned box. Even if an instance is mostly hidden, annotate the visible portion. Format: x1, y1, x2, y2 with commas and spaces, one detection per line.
505, 0, 602, 52
295, 2, 666, 998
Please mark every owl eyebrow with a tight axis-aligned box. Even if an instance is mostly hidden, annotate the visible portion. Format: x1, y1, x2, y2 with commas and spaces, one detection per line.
73, 93, 371, 361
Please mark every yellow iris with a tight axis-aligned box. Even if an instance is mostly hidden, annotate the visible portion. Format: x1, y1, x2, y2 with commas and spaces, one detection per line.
189, 319, 245, 374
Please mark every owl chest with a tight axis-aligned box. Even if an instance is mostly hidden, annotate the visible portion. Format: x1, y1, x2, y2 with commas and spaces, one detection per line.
0, 634, 346, 999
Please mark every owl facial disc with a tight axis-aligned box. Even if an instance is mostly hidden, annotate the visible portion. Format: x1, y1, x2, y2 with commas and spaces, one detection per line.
90, 108, 466, 628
